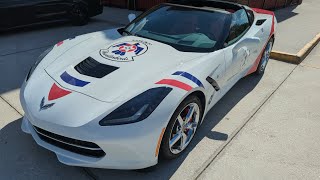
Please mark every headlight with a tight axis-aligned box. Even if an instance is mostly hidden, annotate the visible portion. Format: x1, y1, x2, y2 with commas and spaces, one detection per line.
99, 87, 172, 126
26, 46, 53, 81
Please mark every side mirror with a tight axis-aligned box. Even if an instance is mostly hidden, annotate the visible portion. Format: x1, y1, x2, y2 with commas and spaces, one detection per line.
128, 14, 136, 23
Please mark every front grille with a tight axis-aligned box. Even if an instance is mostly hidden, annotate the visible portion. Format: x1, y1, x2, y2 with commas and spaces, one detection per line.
75, 57, 119, 78
33, 126, 105, 158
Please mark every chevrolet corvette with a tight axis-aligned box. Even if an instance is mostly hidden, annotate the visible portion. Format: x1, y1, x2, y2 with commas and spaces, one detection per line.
20, 0, 276, 169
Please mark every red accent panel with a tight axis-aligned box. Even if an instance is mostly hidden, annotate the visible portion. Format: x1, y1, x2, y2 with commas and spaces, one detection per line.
57, 41, 64, 47
246, 46, 265, 75
48, 83, 71, 101
246, 36, 273, 75
246, 8, 276, 75
156, 79, 193, 91
252, 8, 275, 36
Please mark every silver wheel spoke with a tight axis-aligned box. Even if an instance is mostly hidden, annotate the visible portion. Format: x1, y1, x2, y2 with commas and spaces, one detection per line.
177, 115, 184, 126
180, 132, 188, 150
185, 105, 195, 122
170, 132, 182, 148
186, 128, 194, 142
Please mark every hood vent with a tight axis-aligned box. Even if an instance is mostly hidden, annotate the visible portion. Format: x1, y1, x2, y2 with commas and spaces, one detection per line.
75, 57, 119, 78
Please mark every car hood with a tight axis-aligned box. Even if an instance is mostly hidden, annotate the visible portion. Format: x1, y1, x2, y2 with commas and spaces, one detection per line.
45, 35, 206, 102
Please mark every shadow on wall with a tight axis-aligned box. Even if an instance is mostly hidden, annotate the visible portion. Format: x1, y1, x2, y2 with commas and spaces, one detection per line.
0, 74, 262, 179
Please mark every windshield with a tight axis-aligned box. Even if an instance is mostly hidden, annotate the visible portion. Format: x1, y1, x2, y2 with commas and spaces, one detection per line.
125, 5, 231, 52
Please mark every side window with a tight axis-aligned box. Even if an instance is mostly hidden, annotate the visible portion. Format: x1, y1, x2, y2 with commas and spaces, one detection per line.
226, 9, 250, 45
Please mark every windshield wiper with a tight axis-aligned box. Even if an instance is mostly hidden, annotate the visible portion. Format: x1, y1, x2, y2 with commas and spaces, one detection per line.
122, 30, 133, 36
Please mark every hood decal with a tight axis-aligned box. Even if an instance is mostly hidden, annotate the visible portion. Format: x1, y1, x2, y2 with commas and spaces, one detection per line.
48, 83, 72, 101
156, 79, 193, 91
60, 71, 90, 87
100, 41, 148, 62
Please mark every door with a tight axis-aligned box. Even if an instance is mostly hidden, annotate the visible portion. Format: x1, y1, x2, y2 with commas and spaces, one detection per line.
33, 0, 71, 22
222, 9, 251, 85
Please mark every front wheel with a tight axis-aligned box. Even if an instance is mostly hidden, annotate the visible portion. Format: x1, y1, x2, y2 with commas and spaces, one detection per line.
160, 95, 203, 159
256, 38, 274, 75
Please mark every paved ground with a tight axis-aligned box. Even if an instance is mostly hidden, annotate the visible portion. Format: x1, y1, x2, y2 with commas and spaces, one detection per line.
273, 0, 320, 54
0, 4, 319, 180
199, 44, 320, 180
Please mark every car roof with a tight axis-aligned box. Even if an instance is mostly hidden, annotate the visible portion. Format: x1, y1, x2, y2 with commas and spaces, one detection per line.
168, 0, 244, 12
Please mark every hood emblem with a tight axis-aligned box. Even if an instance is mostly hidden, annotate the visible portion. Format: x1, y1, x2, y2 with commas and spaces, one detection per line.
39, 97, 55, 111
100, 41, 148, 62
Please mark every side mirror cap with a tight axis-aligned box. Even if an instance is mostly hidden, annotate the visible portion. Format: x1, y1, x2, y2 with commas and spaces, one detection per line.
128, 14, 136, 22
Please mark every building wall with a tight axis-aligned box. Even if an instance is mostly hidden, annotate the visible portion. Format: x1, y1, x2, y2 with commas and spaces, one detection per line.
103, 0, 302, 10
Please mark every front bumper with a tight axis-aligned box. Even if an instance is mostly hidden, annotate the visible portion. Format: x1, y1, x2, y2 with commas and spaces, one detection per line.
21, 117, 158, 169
19, 80, 173, 170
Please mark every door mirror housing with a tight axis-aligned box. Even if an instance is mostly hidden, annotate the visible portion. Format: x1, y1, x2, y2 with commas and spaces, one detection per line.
128, 14, 136, 23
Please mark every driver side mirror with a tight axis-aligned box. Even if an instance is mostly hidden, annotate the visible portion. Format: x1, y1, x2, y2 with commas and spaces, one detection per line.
128, 14, 136, 23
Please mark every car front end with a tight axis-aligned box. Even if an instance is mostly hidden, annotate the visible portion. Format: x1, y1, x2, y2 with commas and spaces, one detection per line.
20, 70, 186, 169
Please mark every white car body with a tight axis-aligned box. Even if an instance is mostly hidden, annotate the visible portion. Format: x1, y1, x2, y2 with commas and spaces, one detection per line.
20, 2, 276, 170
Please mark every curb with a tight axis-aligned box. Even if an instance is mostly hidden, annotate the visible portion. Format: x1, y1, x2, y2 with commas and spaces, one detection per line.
271, 33, 320, 64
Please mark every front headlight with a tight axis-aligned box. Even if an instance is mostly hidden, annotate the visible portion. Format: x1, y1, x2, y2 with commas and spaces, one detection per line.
26, 46, 53, 81
99, 87, 172, 126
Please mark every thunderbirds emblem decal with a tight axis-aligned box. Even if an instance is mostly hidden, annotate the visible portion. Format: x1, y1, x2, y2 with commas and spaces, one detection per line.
100, 41, 148, 62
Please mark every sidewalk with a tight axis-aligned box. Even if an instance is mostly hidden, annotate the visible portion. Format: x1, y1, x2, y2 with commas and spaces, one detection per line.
199, 44, 320, 179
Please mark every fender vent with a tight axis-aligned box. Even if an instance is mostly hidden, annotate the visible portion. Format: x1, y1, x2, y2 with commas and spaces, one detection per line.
75, 57, 119, 78
256, 19, 266, 26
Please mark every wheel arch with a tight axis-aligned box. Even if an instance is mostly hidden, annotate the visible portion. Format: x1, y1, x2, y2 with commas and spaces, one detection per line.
186, 90, 206, 122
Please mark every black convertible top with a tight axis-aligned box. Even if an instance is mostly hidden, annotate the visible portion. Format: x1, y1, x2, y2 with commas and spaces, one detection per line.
169, 0, 244, 12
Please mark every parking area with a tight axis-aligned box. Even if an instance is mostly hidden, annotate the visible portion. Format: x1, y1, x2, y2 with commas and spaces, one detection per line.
1, 4, 320, 180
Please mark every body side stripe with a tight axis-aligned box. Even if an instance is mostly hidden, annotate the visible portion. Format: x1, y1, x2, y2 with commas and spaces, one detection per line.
156, 79, 193, 91
172, 71, 204, 88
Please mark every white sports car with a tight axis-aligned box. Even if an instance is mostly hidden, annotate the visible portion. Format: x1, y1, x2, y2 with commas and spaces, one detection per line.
20, 0, 276, 170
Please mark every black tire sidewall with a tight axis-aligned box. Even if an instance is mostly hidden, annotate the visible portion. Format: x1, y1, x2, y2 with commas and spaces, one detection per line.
160, 95, 203, 160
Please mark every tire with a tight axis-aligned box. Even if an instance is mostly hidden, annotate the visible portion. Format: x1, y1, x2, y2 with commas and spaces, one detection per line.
70, 4, 89, 26
160, 95, 203, 159
255, 38, 274, 75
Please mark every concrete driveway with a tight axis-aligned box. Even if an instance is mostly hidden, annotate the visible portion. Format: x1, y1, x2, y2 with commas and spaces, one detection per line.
0, 6, 301, 180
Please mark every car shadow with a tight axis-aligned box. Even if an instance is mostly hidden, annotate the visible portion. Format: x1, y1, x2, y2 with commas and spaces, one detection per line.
0, 118, 89, 179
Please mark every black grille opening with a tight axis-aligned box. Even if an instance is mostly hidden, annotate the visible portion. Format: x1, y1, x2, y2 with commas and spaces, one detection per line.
34, 126, 105, 158
75, 57, 119, 78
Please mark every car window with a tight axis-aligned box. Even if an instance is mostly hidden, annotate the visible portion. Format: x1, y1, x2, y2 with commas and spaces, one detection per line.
125, 5, 232, 53
225, 9, 250, 45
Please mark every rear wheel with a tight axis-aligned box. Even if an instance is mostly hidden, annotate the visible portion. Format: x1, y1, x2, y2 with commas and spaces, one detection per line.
256, 38, 274, 75
70, 3, 89, 26
160, 95, 203, 159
